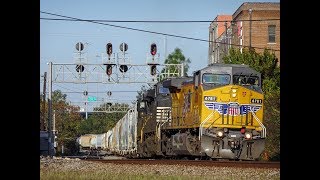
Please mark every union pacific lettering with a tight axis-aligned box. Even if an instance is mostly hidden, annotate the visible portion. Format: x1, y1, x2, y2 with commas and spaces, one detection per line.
204, 102, 261, 116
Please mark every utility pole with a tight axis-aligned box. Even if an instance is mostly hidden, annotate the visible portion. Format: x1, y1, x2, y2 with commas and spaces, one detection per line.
83, 90, 88, 119
224, 21, 228, 56
48, 62, 53, 157
249, 8, 253, 49
53, 110, 57, 151
85, 102, 88, 120
41, 72, 47, 131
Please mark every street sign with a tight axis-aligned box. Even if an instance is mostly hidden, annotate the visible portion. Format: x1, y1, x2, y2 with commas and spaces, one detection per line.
88, 96, 97, 102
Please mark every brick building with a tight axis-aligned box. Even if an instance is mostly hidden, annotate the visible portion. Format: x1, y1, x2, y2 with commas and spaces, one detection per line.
208, 2, 280, 65
208, 15, 232, 64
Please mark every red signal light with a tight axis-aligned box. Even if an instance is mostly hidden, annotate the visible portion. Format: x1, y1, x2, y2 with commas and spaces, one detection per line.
106, 65, 112, 75
150, 43, 157, 56
106, 43, 112, 56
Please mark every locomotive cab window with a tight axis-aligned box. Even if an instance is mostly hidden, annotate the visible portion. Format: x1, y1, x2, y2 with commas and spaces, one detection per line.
202, 73, 230, 85
233, 74, 261, 92
139, 101, 146, 109
158, 86, 170, 95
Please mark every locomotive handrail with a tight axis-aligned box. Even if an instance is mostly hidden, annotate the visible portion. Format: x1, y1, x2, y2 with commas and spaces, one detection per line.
140, 116, 151, 143
250, 110, 266, 138
199, 111, 216, 140
155, 121, 167, 141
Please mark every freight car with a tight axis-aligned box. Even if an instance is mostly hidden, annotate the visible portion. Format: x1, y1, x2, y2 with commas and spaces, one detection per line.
77, 109, 137, 157
77, 133, 107, 156
78, 63, 266, 160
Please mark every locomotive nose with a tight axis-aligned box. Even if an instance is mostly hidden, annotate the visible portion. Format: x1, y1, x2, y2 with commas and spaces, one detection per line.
230, 88, 238, 98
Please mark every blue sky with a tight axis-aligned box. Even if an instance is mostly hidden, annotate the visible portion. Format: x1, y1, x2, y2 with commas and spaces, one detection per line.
40, 0, 280, 109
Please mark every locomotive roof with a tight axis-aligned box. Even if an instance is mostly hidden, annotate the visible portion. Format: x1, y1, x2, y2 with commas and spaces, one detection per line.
162, 77, 192, 90
201, 63, 260, 76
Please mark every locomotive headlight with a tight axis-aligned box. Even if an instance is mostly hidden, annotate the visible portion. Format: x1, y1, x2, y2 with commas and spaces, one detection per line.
231, 89, 237, 97
217, 131, 224, 137
245, 132, 252, 139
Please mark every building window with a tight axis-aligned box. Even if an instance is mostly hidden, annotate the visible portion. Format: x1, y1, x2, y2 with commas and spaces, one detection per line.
268, 25, 276, 43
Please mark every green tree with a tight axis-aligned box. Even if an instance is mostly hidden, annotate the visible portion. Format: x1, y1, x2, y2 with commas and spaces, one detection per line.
52, 89, 67, 103
40, 90, 130, 155
160, 48, 191, 80
40, 90, 82, 155
136, 85, 148, 100
78, 102, 129, 135
223, 47, 280, 161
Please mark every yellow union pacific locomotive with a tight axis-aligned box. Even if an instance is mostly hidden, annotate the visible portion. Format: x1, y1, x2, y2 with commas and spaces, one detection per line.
137, 63, 266, 160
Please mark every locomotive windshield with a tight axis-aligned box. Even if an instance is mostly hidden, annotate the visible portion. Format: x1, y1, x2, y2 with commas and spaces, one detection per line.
233, 74, 261, 92
202, 73, 230, 85
158, 86, 170, 94
233, 74, 259, 86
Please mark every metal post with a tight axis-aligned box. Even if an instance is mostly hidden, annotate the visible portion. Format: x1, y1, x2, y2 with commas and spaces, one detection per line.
224, 21, 228, 55
41, 72, 47, 131
217, 43, 220, 62
249, 8, 252, 49
85, 101, 88, 120
83, 90, 88, 119
212, 27, 216, 63
48, 62, 53, 157
208, 26, 211, 64
53, 110, 57, 150
86, 85, 88, 119
181, 63, 184, 77
53, 110, 56, 133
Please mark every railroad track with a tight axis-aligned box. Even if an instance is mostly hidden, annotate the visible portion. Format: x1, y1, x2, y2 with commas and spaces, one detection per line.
83, 158, 280, 169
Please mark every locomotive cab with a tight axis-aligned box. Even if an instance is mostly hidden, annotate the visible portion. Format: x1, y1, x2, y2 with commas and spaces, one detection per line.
163, 63, 266, 160
196, 64, 265, 160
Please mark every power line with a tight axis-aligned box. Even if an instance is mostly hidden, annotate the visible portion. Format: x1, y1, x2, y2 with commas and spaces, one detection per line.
40, 17, 280, 23
40, 11, 280, 51
58, 91, 138, 93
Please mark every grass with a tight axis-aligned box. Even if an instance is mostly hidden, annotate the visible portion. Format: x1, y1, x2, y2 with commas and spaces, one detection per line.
40, 169, 280, 180
40, 170, 206, 180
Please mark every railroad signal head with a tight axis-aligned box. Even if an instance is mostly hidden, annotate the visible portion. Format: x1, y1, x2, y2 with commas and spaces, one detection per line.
150, 43, 157, 56
76, 42, 84, 52
107, 91, 112, 97
120, 43, 128, 52
150, 65, 157, 76
76, 64, 84, 72
119, 65, 128, 73
106, 43, 112, 56
106, 65, 113, 75
83, 91, 88, 96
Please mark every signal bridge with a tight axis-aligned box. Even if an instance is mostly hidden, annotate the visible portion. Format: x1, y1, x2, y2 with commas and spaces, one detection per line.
45, 42, 184, 156
47, 43, 184, 115
71, 99, 134, 113
51, 63, 184, 84
47, 42, 184, 115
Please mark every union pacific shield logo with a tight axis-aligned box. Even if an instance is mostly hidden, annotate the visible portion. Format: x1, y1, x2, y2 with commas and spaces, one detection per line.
204, 102, 261, 116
